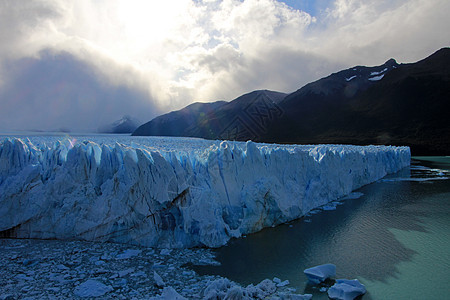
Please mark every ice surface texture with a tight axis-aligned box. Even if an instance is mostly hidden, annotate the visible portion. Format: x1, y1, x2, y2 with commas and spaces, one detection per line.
0, 137, 410, 248
73, 279, 113, 298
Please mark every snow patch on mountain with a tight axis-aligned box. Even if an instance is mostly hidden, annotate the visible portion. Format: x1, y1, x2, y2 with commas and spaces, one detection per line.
370, 68, 388, 76
368, 74, 385, 81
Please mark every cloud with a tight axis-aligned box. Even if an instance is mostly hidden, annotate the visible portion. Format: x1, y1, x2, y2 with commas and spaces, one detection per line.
315, 0, 450, 64
0, 0, 449, 131
0, 1, 64, 58
0, 51, 160, 131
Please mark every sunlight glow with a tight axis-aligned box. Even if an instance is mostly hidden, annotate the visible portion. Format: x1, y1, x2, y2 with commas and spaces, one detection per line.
116, 1, 186, 50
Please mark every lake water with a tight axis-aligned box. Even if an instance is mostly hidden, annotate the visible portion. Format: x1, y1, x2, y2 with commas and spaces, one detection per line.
193, 157, 450, 299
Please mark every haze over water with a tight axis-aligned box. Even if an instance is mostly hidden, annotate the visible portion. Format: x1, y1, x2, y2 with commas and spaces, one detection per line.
193, 157, 450, 299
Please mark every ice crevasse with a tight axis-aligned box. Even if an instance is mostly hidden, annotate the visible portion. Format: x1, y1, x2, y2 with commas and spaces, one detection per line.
0, 138, 410, 248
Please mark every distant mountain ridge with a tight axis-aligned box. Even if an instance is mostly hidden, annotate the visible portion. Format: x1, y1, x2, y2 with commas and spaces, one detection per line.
99, 116, 140, 134
132, 101, 227, 137
132, 90, 287, 140
133, 48, 450, 155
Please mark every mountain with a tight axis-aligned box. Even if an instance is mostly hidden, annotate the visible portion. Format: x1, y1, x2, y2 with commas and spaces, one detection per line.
262, 58, 400, 143
132, 90, 287, 140
186, 90, 287, 140
132, 101, 227, 137
99, 116, 140, 134
265, 47, 450, 155
133, 48, 450, 155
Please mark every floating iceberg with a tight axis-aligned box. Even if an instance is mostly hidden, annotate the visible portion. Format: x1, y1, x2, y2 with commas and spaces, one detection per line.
327, 279, 366, 300
0, 137, 410, 248
303, 264, 336, 284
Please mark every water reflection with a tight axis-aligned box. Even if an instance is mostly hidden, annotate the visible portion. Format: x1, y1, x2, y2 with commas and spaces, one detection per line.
192, 158, 450, 299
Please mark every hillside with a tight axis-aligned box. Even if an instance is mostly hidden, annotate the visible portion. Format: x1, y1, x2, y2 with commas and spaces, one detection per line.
132, 90, 287, 140
265, 48, 450, 155
133, 48, 450, 155
132, 101, 227, 137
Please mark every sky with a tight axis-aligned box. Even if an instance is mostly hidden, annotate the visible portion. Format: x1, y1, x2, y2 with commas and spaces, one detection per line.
0, 0, 449, 132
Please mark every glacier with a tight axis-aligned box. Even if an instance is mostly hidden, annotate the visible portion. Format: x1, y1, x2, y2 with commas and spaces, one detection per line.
0, 136, 410, 248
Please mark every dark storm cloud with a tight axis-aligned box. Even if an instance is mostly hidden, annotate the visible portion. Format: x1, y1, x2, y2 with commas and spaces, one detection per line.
0, 50, 160, 132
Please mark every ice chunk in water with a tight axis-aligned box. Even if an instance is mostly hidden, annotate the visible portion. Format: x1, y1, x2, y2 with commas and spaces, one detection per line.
327, 279, 366, 300
304, 264, 336, 284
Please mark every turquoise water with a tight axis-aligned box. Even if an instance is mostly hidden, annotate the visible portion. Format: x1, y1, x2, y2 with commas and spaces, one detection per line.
193, 157, 450, 299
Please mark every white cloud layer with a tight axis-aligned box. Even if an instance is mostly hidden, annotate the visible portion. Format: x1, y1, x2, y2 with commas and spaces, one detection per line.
0, 0, 449, 131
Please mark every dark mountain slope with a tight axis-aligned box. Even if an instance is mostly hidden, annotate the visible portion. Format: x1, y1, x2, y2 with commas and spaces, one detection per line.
187, 90, 287, 140
262, 58, 400, 142
263, 47, 450, 155
132, 101, 227, 137
133, 90, 287, 140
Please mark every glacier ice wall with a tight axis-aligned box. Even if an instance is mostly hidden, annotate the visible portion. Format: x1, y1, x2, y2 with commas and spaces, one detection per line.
0, 138, 410, 248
